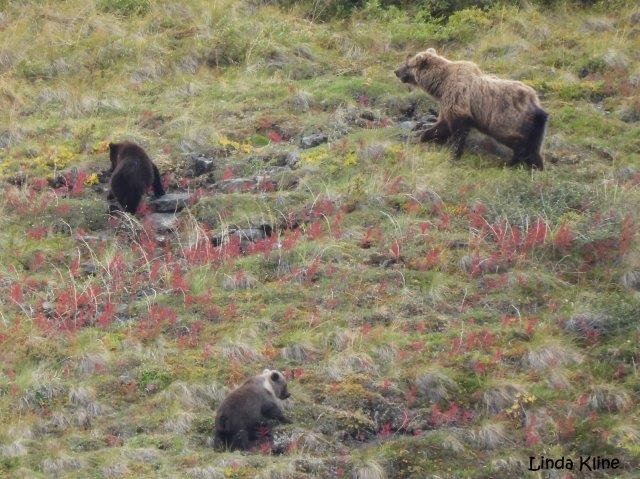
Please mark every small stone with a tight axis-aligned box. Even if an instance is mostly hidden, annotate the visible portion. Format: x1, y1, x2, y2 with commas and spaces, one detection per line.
286, 151, 300, 169
146, 213, 178, 233
191, 155, 214, 176
360, 110, 378, 121
80, 262, 97, 276
418, 114, 438, 124
149, 193, 192, 213
616, 166, 638, 182
42, 302, 54, 318
300, 133, 327, 149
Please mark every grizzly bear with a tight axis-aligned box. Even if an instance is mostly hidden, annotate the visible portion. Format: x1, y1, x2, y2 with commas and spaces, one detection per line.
107, 141, 165, 214
395, 48, 548, 170
214, 369, 291, 450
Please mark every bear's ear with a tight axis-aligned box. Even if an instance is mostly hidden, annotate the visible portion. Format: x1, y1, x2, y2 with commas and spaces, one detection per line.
426, 47, 436, 54
263, 368, 271, 375
270, 371, 280, 382
108, 142, 119, 170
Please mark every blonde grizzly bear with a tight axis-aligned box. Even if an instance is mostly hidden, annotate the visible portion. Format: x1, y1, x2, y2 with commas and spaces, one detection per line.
395, 48, 548, 170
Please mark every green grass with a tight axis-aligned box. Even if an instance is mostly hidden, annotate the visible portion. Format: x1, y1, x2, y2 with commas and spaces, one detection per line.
1, 0, 640, 478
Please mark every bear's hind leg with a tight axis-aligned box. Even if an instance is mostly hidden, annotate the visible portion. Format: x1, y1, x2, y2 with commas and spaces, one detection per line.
231, 430, 250, 450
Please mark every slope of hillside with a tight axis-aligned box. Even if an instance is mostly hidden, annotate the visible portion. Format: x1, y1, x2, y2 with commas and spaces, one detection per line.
1, 1, 639, 477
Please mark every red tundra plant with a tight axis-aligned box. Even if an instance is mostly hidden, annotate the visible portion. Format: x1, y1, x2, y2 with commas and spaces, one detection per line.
553, 223, 575, 254
171, 267, 188, 293
282, 230, 301, 252
221, 167, 235, 181
184, 240, 215, 266
522, 218, 548, 251
307, 221, 323, 240
138, 304, 178, 340
437, 212, 451, 231
26, 225, 48, 240
359, 227, 382, 249
246, 235, 276, 259
383, 175, 405, 194
468, 201, 487, 230
29, 177, 49, 192
378, 422, 393, 439
29, 251, 46, 271
311, 198, 334, 218
267, 130, 283, 143
330, 211, 344, 239
97, 302, 116, 328
414, 248, 441, 271
389, 240, 401, 261
430, 403, 469, 427
9, 283, 24, 305
525, 416, 541, 445
65, 170, 88, 197
619, 214, 635, 255
137, 201, 151, 216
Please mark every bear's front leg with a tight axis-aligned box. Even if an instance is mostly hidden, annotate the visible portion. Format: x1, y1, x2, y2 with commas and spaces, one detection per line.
231, 430, 250, 450
420, 121, 451, 144
261, 401, 292, 424
449, 118, 473, 160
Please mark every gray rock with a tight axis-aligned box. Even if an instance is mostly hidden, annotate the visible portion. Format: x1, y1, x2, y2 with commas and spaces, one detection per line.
212, 224, 272, 248
621, 270, 640, 291
286, 151, 300, 169
150, 193, 192, 213
565, 312, 611, 337
603, 51, 629, 70
288, 91, 313, 112
360, 110, 378, 121
398, 121, 419, 131
618, 103, 640, 123
214, 178, 258, 193
418, 114, 439, 124
300, 133, 327, 149
146, 213, 178, 233
191, 155, 215, 176
616, 166, 638, 182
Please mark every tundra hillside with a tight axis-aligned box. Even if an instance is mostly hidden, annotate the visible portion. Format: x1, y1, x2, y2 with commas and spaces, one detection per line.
1, 1, 639, 477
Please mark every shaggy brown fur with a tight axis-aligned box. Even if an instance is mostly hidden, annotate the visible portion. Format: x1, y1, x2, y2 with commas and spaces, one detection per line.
214, 369, 291, 450
108, 141, 165, 214
395, 48, 548, 169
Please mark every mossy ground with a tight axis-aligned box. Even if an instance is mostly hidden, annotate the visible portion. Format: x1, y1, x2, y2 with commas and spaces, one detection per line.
1, 1, 639, 478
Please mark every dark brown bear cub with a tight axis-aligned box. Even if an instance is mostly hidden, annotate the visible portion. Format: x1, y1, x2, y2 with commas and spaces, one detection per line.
108, 141, 165, 214
214, 369, 292, 450
395, 48, 548, 170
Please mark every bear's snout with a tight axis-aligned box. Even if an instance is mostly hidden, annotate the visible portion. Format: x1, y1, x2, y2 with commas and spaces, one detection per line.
394, 67, 415, 84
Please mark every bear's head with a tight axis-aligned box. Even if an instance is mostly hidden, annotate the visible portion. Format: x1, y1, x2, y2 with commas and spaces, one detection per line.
108, 142, 122, 171
263, 369, 291, 400
394, 48, 440, 85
